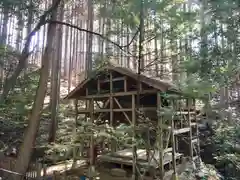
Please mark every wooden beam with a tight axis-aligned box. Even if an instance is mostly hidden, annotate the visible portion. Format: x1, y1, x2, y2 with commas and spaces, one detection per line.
173, 127, 190, 135
76, 89, 157, 99
109, 71, 115, 152
157, 93, 164, 179
95, 99, 110, 122
77, 108, 131, 113
110, 72, 113, 127
77, 107, 157, 113
100, 76, 125, 83
131, 94, 137, 180
137, 107, 157, 111
85, 100, 89, 121
124, 76, 127, 92
193, 99, 201, 165
175, 111, 196, 115
165, 129, 171, 149
140, 83, 142, 91
187, 98, 194, 160
114, 97, 131, 124
164, 147, 173, 153
97, 79, 100, 93
74, 100, 78, 123
89, 99, 94, 168
95, 101, 101, 109
171, 100, 177, 178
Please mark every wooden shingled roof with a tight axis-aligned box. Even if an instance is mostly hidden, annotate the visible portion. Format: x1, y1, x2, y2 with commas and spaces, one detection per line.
64, 63, 179, 99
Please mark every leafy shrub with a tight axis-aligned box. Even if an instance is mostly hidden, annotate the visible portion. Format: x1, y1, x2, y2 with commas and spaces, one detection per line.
212, 121, 240, 179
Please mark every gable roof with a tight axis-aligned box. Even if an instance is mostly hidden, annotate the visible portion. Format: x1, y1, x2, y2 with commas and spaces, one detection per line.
64, 64, 179, 99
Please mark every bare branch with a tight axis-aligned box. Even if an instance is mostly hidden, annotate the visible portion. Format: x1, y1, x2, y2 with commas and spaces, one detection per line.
121, 26, 140, 48
0, 0, 62, 102
47, 20, 135, 56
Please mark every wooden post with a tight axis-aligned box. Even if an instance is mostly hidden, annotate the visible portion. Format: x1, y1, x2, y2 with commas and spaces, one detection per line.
97, 78, 100, 93
171, 100, 178, 180
36, 162, 42, 180
140, 83, 142, 91
132, 94, 137, 180
86, 88, 89, 96
193, 99, 201, 167
53, 171, 59, 180
146, 128, 150, 162
74, 99, 78, 162
175, 100, 179, 152
187, 98, 194, 160
89, 98, 95, 180
157, 92, 164, 179
124, 76, 127, 92
43, 164, 47, 177
114, 97, 131, 123
75, 99, 78, 123
110, 71, 116, 152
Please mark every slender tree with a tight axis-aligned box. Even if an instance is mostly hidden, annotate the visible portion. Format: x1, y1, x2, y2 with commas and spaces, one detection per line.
48, 1, 64, 143
9, 1, 59, 179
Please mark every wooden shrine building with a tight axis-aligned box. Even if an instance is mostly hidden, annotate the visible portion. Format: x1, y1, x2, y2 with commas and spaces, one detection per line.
65, 63, 200, 179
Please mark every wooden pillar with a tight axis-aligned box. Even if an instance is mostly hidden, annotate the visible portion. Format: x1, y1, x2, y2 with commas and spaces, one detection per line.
157, 92, 164, 179
187, 98, 194, 160
89, 99, 95, 169
193, 99, 201, 167
97, 78, 100, 93
75, 99, 79, 123
132, 94, 137, 180
124, 76, 127, 92
110, 71, 116, 152
175, 100, 179, 152
74, 100, 78, 155
36, 162, 42, 180
73, 99, 78, 165
171, 100, 178, 180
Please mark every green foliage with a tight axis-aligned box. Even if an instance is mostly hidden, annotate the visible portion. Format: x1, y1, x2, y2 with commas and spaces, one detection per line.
0, 70, 39, 121
212, 122, 240, 179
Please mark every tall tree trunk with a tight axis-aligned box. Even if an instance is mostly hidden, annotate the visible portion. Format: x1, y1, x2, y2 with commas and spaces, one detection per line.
48, 1, 63, 143
72, 13, 77, 85
0, 6, 9, 91
200, 0, 208, 79
126, 25, 130, 68
100, 3, 105, 59
154, 7, 158, 76
160, 17, 164, 78
25, 1, 33, 73
171, 31, 178, 82
67, 6, 73, 93
63, 7, 69, 79
75, 17, 79, 84
9, 2, 58, 179
16, 6, 23, 52
85, 0, 93, 76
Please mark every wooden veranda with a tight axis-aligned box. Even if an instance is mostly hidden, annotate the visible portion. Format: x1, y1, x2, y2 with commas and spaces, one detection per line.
64, 63, 200, 179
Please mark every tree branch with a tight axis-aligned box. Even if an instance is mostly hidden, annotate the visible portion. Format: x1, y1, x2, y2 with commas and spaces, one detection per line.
121, 26, 140, 48
0, 0, 62, 102
46, 20, 136, 56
